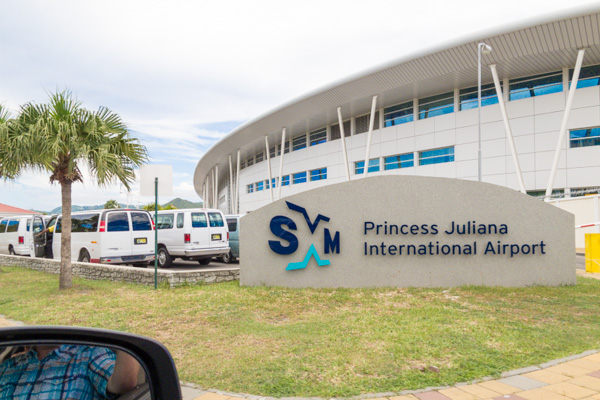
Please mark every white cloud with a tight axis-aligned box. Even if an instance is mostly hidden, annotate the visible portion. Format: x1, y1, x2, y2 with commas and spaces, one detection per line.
0, 0, 595, 210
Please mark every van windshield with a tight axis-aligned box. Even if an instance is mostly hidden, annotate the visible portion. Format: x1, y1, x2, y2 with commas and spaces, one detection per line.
208, 213, 224, 228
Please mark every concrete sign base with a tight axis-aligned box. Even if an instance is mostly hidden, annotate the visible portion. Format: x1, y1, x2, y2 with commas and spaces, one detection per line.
240, 176, 575, 288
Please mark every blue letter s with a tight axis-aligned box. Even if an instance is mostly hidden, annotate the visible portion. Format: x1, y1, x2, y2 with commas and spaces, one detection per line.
268, 216, 299, 255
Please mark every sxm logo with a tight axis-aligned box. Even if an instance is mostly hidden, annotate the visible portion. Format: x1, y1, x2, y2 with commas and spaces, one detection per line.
268, 201, 340, 271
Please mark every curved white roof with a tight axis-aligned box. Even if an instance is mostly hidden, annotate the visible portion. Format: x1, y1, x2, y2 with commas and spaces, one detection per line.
194, 5, 600, 195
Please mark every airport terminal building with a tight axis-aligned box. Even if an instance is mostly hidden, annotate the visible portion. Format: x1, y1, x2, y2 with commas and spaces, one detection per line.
194, 7, 600, 215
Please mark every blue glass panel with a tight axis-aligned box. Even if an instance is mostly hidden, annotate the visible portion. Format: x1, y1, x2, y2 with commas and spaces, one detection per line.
293, 172, 307, 184
575, 78, 600, 89
509, 72, 562, 101
419, 104, 453, 119
355, 161, 365, 174
419, 147, 455, 166
368, 159, 380, 172
282, 176, 290, 186
256, 181, 264, 191
570, 128, 600, 148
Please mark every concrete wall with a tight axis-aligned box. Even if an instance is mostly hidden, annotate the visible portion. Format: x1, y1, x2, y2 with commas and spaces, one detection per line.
240, 176, 575, 288
550, 195, 600, 249
0, 255, 239, 288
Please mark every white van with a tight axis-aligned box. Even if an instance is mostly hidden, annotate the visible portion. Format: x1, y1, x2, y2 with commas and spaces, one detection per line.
0, 215, 34, 256
154, 208, 229, 267
31, 209, 156, 267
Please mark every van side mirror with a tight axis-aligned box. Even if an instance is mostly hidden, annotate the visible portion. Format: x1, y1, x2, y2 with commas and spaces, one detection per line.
0, 326, 182, 400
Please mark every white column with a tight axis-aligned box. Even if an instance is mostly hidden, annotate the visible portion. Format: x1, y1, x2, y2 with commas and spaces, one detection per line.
214, 166, 219, 208
210, 169, 215, 209
265, 135, 274, 203
545, 48, 586, 200
413, 99, 419, 121
490, 64, 526, 194
337, 107, 351, 181
235, 150, 241, 214
277, 128, 287, 200
363, 95, 378, 177
228, 155, 234, 214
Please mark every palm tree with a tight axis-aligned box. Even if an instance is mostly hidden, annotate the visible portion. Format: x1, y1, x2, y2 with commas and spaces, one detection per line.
0, 90, 148, 289
104, 199, 120, 209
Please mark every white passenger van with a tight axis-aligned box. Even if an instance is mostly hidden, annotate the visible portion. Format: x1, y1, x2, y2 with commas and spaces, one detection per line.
31, 209, 155, 267
0, 215, 34, 256
154, 208, 229, 267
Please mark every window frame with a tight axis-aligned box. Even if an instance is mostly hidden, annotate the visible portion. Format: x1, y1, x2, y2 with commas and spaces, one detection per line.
419, 146, 455, 166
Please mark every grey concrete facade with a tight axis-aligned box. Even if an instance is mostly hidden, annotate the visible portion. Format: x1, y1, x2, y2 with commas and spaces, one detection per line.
240, 176, 575, 288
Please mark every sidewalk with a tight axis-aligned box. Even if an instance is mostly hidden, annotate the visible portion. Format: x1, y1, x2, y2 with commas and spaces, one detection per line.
3, 271, 600, 400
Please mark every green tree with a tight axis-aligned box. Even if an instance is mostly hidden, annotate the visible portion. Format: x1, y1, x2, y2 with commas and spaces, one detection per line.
142, 203, 164, 212
0, 90, 148, 289
104, 199, 120, 209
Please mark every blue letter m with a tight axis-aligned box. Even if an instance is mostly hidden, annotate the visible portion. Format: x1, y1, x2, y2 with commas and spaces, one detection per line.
324, 229, 340, 254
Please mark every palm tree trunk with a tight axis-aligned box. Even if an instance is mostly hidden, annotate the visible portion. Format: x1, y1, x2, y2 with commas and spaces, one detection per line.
59, 181, 73, 290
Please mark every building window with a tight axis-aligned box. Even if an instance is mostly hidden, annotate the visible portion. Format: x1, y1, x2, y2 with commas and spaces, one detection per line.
256, 181, 264, 191
309, 128, 327, 146
384, 153, 414, 170
240, 161, 246, 170
356, 111, 381, 133
269, 146, 277, 158
330, 120, 351, 140
247, 157, 254, 167
509, 71, 563, 101
384, 102, 413, 127
355, 158, 380, 174
247, 183, 254, 193
459, 83, 499, 110
570, 127, 600, 148
310, 168, 327, 181
265, 178, 277, 189
277, 141, 290, 154
292, 134, 307, 151
570, 64, 600, 89
255, 152, 264, 163
419, 92, 454, 119
293, 171, 307, 184
282, 175, 290, 186
419, 146, 455, 166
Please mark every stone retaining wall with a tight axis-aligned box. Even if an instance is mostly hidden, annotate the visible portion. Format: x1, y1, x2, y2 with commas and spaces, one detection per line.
0, 255, 239, 287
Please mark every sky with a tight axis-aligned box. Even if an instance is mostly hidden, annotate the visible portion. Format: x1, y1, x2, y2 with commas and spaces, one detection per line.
0, 0, 598, 212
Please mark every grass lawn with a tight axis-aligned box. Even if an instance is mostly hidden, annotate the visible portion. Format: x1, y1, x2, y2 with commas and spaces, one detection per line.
1, 266, 600, 397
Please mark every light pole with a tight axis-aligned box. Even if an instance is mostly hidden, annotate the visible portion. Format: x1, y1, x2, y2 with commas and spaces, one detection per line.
478, 42, 492, 182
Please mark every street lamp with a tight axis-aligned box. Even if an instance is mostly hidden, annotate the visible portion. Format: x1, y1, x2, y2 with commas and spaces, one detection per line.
478, 42, 492, 182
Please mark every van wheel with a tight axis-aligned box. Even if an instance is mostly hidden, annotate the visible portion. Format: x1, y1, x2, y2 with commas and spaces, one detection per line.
198, 259, 211, 266
78, 250, 91, 263
8, 246, 15, 256
157, 247, 172, 268
222, 252, 232, 264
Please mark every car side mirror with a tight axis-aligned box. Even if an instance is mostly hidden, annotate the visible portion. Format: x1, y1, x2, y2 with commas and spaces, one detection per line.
0, 326, 182, 400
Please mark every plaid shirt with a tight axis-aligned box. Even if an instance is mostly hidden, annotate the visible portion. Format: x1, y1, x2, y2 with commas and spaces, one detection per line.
0, 345, 116, 400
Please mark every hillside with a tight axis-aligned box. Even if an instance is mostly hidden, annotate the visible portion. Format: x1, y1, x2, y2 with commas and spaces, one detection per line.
48, 198, 203, 214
